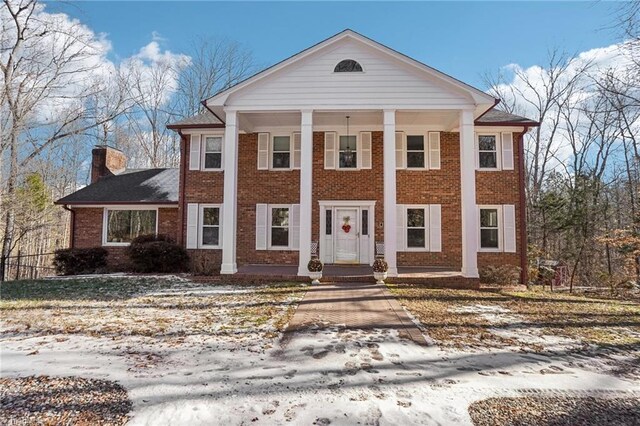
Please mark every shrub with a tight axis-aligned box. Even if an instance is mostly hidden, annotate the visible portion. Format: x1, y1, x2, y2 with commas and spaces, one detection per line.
53, 247, 108, 275
190, 251, 220, 276
372, 258, 388, 273
126, 234, 189, 273
479, 265, 522, 286
307, 258, 323, 272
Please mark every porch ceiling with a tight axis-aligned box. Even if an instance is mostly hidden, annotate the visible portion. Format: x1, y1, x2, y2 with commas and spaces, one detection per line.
240, 110, 461, 131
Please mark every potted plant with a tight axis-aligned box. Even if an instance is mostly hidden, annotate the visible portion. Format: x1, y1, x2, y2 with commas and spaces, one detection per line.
307, 257, 323, 285
372, 258, 388, 284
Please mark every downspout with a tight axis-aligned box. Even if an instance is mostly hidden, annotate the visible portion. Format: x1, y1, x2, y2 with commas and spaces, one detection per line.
518, 127, 529, 285
178, 130, 188, 246
62, 205, 76, 249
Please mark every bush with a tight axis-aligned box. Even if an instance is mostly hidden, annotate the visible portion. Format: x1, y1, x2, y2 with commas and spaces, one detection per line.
190, 251, 220, 276
307, 258, 323, 272
479, 265, 522, 286
372, 258, 388, 273
54, 247, 108, 275
126, 234, 189, 273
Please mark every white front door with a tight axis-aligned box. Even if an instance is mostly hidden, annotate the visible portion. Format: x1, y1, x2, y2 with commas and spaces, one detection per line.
334, 208, 359, 263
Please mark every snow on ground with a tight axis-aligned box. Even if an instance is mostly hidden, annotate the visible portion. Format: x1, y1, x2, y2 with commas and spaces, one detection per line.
2, 324, 639, 425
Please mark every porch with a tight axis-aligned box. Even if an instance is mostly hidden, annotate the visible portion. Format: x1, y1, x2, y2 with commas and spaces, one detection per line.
234, 264, 477, 288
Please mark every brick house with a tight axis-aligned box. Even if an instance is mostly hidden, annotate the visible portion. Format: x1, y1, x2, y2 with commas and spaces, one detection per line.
56, 30, 537, 282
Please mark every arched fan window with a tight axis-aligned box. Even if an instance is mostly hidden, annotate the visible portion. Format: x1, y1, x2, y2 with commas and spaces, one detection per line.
334, 59, 363, 73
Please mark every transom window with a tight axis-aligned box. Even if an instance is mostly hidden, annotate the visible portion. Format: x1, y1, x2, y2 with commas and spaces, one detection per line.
407, 208, 427, 248
272, 136, 291, 169
105, 209, 156, 244
203, 136, 222, 169
478, 135, 498, 169
339, 135, 357, 168
480, 208, 500, 249
334, 59, 363, 72
270, 207, 289, 247
406, 135, 426, 168
201, 206, 220, 247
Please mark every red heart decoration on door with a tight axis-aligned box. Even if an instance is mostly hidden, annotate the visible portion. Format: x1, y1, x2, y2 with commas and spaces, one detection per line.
342, 224, 351, 233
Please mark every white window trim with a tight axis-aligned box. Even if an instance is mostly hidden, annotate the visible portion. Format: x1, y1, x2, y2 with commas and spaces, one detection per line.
405, 133, 429, 170
478, 205, 503, 252
201, 133, 225, 171
269, 133, 293, 171
477, 133, 501, 171
337, 133, 359, 170
268, 204, 292, 250
404, 204, 430, 252
198, 203, 222, 249
102, 206, 159, 247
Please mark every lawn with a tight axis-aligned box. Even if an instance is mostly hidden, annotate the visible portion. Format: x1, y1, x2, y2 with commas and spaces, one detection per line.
386, 285, 640, 350
0, 276, 307, 342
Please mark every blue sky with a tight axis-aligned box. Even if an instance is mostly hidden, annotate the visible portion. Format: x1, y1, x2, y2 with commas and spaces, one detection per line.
52, 1, 621, 88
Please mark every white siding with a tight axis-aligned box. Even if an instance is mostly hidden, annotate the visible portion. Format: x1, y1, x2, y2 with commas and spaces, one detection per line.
227, 40, 471, 108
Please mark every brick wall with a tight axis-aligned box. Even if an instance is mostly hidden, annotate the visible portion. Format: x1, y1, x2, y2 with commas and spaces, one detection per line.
175, 129, 525, 272
73, 206, 178, 270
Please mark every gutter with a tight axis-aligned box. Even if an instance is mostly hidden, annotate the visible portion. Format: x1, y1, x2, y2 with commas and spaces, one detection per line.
518, 127, 529, 285
62, 205, 76, 249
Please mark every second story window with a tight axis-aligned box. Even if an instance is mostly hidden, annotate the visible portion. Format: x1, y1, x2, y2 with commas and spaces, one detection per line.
478, 134, 498, 169
272, 136, 291, 169
406, 135, 426, 168
339, 135, 357, 168
203, 136, 222, 170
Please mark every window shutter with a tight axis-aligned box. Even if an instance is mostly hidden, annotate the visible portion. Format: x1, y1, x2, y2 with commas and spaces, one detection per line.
474, 132, 479, 170
292, 132, 301, 169
503, 205, 516, 253
189, 135, 201, 170
324, 132, 336, 169
359, 131, 372, 169
395, 131, 406, 169
396, 204, 405, 251
429, 204, 442, 252
186, 203, 198, 249
255, 204, 268, 250
290, 204, 300, 250
257, 133, 269, 170
501, 132, 514, 170
428, 132, 441, 170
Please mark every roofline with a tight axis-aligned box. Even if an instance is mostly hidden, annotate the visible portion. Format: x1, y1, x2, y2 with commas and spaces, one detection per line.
55, 200, 179, 206
205, 29, 496, 106
474, 121, 540, 127
166, 123, 226, 130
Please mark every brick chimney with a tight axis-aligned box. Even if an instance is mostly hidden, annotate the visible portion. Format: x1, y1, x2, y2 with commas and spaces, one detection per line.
91, 145, 126, 183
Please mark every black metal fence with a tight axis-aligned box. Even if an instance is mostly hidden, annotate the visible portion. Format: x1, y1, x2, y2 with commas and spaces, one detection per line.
0, 251, 57, 282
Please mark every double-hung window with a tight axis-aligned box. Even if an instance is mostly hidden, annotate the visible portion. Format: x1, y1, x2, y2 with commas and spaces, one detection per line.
338, 135, 357, 169
406, 207, 427, 249
477, 134, 498, 169
200, 206, 221, 247
104, 209, 157, 245
406, 135, 426, 168
272, 136, 291, 169
203, 136, 222, 170
270, 207, 290, 247
479, 207, 500, 249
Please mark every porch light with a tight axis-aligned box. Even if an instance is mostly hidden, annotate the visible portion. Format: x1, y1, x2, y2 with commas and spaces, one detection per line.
344, 115, 354, 167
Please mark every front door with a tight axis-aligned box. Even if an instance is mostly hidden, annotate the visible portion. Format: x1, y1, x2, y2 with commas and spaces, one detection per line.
334, 208, 359, 263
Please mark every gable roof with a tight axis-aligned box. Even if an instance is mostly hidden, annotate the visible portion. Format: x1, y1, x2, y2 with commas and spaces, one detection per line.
167, 111, 224, 130
56, 168, 179, 205
475, 109, 539, 126
205, 29, 497, 109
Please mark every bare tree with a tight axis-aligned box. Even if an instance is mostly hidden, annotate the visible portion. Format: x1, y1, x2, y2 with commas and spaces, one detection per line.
0, 0, 128, 278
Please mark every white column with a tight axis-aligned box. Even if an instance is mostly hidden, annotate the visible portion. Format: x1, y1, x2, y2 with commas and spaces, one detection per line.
221, 110, 238, 274
383, 109, 398, 276
460, 109, 479, 278
297, 110, 313, 276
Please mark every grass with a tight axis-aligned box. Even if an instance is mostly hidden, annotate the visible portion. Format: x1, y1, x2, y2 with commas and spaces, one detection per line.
386, 285, 640, 350
0, 277, 307, 343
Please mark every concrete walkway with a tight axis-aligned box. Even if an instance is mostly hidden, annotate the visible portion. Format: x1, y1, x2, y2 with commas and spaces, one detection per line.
286, 282, 428, 345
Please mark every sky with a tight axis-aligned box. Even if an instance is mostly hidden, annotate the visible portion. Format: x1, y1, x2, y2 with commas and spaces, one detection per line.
48, 1, 624, 89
